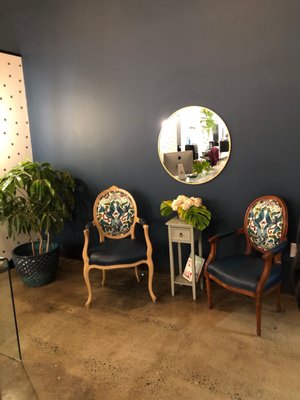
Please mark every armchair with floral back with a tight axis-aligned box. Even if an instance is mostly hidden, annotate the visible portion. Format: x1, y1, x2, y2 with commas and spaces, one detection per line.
204, 195, 288, 336
82, 185, 157, 307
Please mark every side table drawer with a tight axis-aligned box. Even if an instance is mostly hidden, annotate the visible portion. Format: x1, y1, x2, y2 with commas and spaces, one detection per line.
171, 227, 191, 242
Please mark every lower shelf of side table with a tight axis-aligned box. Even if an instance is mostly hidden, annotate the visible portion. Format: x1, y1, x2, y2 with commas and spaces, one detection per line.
175, 275, 193, 286
174, 274, 204, 290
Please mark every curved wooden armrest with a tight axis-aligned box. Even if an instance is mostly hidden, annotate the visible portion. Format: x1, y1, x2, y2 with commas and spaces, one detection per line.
85, 221, 94, 230
208, 229, 242, 244
208, 228, 244, 243
256, 240, 288, 294
205, 228, 244, 270
262, 241, 287, 261
82, 221, 96, 263
137, 218, 152, 259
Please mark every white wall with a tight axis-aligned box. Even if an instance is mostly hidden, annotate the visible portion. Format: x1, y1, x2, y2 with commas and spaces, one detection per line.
0, 52, 33, 258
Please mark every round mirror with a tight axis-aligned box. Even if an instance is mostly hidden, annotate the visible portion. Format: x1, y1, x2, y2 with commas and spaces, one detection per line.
158, 106, 231, 184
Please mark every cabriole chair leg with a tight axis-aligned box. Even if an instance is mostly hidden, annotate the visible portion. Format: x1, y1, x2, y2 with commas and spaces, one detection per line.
83, 266, 93, 308
101, 270, 106, 287
256, 299, 262, 336
205, 276, 213, 309
147, 260, 157, 302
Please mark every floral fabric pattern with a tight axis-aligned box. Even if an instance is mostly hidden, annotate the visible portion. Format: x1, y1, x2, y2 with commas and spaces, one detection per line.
96, 191, 135, 236
247, 199, 284, 251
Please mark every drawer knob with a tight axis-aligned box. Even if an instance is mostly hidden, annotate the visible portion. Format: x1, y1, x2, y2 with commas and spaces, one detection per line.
179, 233, 183, 237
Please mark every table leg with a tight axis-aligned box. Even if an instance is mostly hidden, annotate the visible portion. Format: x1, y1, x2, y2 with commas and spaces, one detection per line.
168, 226, 175, 296
178, 243, 182, 275
191, 240, 196, 300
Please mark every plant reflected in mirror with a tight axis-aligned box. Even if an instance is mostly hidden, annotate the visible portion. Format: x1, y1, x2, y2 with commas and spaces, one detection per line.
158, 106, 231, 184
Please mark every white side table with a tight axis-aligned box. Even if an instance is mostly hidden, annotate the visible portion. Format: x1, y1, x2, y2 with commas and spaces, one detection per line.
166, 217, 203, 300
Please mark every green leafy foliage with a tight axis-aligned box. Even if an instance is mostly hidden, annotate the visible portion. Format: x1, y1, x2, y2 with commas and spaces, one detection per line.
193, 160, 211, 175
0, 161, 75, 254
201, 108, 217, 132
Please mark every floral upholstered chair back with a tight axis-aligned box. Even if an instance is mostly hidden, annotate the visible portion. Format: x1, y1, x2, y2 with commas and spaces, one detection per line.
93, 186, 138, 239
244, 195, 288, 253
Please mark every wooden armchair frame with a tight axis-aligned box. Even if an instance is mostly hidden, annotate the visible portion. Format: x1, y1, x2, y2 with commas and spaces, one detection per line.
204, 195, 288, 336
82, 185, 156, 307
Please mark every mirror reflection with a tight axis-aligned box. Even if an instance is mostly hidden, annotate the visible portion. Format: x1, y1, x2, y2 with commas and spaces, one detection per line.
158, 106, 231, 184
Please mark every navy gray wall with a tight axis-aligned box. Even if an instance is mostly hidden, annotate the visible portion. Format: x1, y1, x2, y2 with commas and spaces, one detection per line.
1, 0, 299, 292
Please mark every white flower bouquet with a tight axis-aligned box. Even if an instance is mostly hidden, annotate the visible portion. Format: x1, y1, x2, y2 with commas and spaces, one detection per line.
160, 195, 211, 231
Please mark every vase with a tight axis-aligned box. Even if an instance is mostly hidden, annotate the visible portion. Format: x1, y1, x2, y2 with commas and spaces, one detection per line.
178, 214, 185, 222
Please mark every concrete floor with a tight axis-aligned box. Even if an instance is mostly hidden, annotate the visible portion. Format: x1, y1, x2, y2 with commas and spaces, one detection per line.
1, 258, 300, 400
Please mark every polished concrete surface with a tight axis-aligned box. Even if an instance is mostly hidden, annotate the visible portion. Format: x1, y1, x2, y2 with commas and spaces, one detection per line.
0, 355, 38, 400
1, 258, 299, 400
0, 267, 21, 361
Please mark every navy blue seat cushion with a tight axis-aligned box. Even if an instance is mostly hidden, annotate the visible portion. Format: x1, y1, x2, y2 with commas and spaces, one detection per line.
207, 255, 282, 293
89, 239, 147, 266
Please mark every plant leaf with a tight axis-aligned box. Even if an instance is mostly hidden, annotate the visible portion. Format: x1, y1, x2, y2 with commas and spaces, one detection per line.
160, 200, 173, 216
0, 160, 75, 240
181, 205, 211, 231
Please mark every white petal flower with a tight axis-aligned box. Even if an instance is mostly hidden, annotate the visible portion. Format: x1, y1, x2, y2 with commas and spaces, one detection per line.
171, 195, 202, 212
171, 199, 178, 211
182, 198, 193, 210
176, 195, 188, 206
191, 197, 202, 207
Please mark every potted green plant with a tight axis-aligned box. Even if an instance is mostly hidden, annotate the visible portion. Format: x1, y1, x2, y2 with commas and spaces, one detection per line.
0, 161, 75, 287
193, 160, 212, 175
